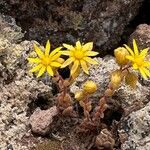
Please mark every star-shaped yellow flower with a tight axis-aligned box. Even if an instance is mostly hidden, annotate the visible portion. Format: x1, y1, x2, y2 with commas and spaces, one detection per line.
61, 41, 99, 75
28, 40, 62, 77
124, 39, 150, 79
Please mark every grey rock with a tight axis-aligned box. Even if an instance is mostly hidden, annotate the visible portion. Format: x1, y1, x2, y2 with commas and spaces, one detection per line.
29, 106, 58, 135
71, 56, 118, 94
0, 14, 24, 43
129, 24, 150, 50
119, 102, 150, 150
0, 0, 144, 52
0, 14, 53, 149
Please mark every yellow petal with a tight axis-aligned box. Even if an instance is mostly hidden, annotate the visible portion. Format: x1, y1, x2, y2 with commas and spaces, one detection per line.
124, 44, 134, 56
133, 63, 138, 69
143, 61, 150, 67
60, 50, 72, 56
71, 60, 79, 75
63, 43, 75, 51
82, 42, 93, 51
45, 40, 50, 56
85, 51, 99, 56
126, 55, 134, 61
76, 41, 82, 50
27, 58, 41, 63
61, 57, 75, 68
56, 58, 65, 64
37, 66, 46, 77
71, 66, 80, 79
80, 60, 89, 74
140, 48, 148, 57
83, 57, 98, 65
133, 39, 139, 55
30, 64, 43, 72
50, 47, 62, 57
51, 52, 61, 61
142, 67, 150, 77
47, 66, 54, 76
51, 62, 61, 67
34, 43, 44, 58
139, 68, 147, 79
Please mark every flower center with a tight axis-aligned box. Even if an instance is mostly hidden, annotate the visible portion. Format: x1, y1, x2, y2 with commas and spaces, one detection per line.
74, 51, 84, 60
41, 56, 51, 66
134, 56, 144, 67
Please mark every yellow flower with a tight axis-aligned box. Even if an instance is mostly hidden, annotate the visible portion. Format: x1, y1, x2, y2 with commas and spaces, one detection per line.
124, 39, 150, 79
28, 40, 62, 77
61, 41, 99, 75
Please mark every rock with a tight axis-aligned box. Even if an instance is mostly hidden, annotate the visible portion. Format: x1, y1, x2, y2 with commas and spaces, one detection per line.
95, 129, 115, 150
129, 24, 150, 50
71, 56, 118, 95
0, 74, 52, 149
119, 102, 150, 150
29, 106, 58, 135
0, 14, 24, 43
0, 0, 144, 52
0, 14, 53, 149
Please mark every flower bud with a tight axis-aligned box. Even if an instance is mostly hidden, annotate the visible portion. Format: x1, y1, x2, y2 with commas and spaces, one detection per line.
125, 72, 138, 88
83, 80, 97, 94
111, 70, 122, 89
75, 90, 84, 101
114, 47, 129, 65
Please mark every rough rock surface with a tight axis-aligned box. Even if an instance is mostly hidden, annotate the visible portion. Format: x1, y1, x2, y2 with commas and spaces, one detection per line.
0, 14, 53, 150
29, 106, 58, 135
0, 14, 24, 43
129, 24, 150, 50
95, 129, 115, 150
119, 102, 150, 150
1, 11, 150, 150
0, 0, 144, 53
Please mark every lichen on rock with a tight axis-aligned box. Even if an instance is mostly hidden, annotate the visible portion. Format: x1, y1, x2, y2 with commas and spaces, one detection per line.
0, 14, 53, 150
119, 102, 150, 150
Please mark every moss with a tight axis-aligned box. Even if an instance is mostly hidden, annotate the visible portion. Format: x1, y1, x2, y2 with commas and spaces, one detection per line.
35, 140, 61, 150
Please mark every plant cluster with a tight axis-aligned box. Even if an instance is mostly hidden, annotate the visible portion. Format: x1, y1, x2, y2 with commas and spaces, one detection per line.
28, 39, 150, 132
